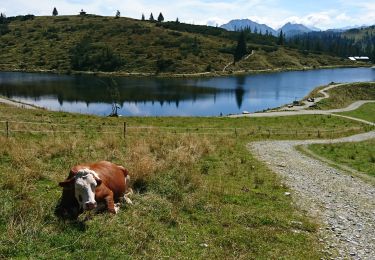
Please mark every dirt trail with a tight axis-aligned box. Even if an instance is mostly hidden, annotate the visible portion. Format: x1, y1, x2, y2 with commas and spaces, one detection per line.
249, 131, 375, 259
0, 97, 38, 109
223, 50, 255, 72
246, 83, 375, 258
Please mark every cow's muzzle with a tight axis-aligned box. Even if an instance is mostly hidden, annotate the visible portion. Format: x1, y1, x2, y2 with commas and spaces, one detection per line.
85, 202, 97, 210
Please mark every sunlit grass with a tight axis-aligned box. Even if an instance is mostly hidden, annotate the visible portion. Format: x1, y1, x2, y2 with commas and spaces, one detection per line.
308, 140, 375, 177
314, 82, 375, 110
337, 102, 375, 123
0, 104, 369, 258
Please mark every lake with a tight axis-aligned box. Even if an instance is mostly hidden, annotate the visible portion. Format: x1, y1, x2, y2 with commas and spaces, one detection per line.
0, 68, 374, 116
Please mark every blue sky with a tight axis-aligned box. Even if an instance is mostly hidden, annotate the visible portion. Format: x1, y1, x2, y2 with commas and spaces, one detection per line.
0, 0, 374, 29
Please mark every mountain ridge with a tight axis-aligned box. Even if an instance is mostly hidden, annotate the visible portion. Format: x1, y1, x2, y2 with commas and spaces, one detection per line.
220, 18, 371, 36
220, 19, 277, 35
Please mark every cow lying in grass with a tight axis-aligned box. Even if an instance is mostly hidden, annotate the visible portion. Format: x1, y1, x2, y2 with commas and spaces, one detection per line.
55, 161, 132, 219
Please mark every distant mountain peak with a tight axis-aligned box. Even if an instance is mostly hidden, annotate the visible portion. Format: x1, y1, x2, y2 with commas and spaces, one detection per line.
277, 23, 316, 37
220, 19, 277, 35
220, 19, 321, 37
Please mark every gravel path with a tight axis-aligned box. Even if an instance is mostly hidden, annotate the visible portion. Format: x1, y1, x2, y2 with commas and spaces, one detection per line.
0, 97, 38, 109
249, 131, 375, 259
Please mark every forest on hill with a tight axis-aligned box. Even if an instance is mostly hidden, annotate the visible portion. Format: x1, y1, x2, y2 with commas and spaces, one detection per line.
286, 26, 375, 61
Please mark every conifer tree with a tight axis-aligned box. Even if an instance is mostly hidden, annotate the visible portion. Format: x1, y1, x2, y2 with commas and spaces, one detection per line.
277, 30, 284, 45
234, 31, 247, 63
52, 7, 58, 16
141, 13, 145, 21
149, 13, 155, 21
175, 17, 179, 23
115, 10, 120, 19
0, 13, 10, 35
157, 12, 164, 23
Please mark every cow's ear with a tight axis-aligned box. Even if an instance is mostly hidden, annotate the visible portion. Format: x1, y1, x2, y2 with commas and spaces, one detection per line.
59, 178, 74, 187
95, 178, 102, 187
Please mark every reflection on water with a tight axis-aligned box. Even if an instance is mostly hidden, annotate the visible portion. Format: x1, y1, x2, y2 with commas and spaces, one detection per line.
0, 68, 374, 116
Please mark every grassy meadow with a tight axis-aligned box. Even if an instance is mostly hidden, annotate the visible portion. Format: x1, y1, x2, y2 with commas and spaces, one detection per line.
338, 102, 375, 123
307, 82, 375, 177
0, 15, 358, 75
308, 140, 375, 177
312, 82, 375, 110
0, 102, 371, 259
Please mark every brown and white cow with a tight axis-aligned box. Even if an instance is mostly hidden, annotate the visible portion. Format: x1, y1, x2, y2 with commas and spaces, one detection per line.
56, 161, 132, 218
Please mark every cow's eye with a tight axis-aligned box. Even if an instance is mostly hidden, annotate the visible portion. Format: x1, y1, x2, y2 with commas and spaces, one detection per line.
78, 195, 82, 202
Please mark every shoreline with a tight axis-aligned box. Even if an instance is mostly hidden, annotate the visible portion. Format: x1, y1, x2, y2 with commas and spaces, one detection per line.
0, 64, 372, 79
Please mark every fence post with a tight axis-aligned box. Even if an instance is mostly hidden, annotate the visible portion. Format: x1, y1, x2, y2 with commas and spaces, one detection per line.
235, 128, 238, 137
317, 129, 321, 138
6, 121, 9, 138
123, 122, 127, 139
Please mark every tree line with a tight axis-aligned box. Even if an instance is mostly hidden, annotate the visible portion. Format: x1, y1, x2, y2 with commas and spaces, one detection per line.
286, 28, 375, 62
50, 7, 173, 23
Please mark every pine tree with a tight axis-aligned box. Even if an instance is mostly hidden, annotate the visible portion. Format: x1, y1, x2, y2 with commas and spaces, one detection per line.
149, 13, 155, 21
157, 12, 164, 23
277, 30, 284, 45
141, 13, 145, 21
234, 31, 247, 63
175, 17, 179, 23
115, 10, 120, 19
0, 13, 10, 35
52, 7, 58, 16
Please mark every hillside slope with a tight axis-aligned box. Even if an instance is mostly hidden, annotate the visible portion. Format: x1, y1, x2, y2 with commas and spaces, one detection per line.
0, 15, 358, 76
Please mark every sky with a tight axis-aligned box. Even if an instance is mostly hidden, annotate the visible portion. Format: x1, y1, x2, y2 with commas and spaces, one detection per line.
0, 0, 374, 30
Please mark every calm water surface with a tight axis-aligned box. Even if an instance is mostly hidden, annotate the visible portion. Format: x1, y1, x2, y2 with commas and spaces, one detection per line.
0, 68, 374, 116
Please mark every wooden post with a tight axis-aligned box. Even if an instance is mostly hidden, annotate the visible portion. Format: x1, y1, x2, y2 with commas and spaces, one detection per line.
6, 121, 9, 138
235, 128, 238, 137
123, 122, 127, 139
317, 129, 321, 138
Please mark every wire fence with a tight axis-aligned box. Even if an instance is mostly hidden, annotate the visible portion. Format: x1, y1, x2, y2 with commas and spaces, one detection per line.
0, 120, 371, 139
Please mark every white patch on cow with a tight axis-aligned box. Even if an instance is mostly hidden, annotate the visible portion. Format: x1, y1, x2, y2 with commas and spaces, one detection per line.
114, 203, 120, 214
74, 168, 100, 211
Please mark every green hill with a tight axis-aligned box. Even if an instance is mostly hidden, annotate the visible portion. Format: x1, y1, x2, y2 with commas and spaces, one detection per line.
0, 15, 360, 76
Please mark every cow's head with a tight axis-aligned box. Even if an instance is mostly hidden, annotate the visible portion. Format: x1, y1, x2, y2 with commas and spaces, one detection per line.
59, 169, 102, 211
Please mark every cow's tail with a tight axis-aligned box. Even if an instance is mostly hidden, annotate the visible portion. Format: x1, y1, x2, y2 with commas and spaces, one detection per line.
119, 166, 133, 196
